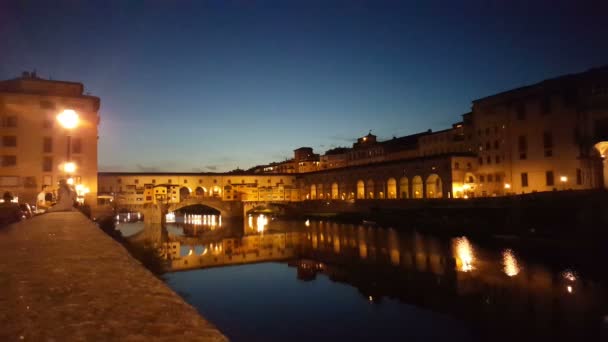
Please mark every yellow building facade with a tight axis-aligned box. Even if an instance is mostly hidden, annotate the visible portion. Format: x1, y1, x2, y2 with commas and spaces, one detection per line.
98, 172, 300, 209
0, 72, 100, 204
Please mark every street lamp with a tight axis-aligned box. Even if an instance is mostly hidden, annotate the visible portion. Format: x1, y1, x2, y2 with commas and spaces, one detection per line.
57, 109, 79, 163
560, 176, 568, 191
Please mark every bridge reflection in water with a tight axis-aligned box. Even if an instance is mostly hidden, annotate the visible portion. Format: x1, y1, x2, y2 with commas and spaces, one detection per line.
119, 214, 608, 341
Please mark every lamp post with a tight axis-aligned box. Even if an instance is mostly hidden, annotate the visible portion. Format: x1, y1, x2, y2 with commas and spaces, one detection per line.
57, 109, 79, 185
560, 176, 568, 191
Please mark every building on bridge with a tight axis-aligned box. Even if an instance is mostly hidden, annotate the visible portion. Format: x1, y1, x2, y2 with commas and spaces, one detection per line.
97, 172, 300, 210
0, 72, 100, 203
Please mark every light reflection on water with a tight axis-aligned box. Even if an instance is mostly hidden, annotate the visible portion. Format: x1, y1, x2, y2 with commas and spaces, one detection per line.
116, 214, 608, 341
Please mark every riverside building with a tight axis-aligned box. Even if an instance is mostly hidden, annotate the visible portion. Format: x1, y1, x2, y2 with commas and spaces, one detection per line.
0, 72, 100, 204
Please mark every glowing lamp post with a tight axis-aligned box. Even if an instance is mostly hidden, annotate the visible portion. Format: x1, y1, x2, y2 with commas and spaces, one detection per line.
560, 176, 568, 191
57, 109, 79, 184
57, 109, 79, 162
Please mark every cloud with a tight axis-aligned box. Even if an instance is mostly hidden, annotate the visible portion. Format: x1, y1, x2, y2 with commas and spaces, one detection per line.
99, 164, 127, 172
136, 164, 161, 172
204, 165, 218, 171
191, 167, 204, 172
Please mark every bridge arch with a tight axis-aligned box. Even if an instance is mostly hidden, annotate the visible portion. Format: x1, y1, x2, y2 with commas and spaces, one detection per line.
412, 176, 423, 199
356, 180, 365, 199
426, 173, 443, 198
179, 186, 191, 200
331, 182, 339, 199
366, 179, 375, 199
194, 186, 206, 197
387, 178, 397, 199
399, 177, 409, 199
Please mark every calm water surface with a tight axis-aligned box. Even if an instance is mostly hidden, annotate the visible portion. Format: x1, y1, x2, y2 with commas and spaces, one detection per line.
117, 213, 608, 341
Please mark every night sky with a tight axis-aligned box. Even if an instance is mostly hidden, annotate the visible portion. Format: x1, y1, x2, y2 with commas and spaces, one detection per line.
1, 0, 607, 172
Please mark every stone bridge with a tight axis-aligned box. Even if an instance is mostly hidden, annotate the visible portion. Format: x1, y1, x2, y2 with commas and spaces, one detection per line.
167, 197, 244, 218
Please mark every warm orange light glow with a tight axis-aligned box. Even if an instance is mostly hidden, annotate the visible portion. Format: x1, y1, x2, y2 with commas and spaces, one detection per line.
57, 109, 79, 129
63, 162, 76, 173
453, 237, 475, 272
256, 214, 268, 233
560, 176, 568, 183
504, 183, 511, 189
66, 178, 74, 185
567, 285, 573, 294
502, 249, 520, 277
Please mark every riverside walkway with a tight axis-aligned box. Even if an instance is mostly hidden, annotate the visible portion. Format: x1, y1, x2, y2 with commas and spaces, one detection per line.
0, 212, 227, 341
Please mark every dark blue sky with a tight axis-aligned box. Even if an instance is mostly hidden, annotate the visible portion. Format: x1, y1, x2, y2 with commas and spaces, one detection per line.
2, 0, 607, 172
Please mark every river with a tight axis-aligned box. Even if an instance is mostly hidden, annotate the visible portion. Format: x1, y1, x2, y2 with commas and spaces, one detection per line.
116, 212, 608, 341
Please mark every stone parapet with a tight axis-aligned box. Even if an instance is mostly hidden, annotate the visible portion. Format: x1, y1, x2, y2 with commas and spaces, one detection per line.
0, 212, 227, 341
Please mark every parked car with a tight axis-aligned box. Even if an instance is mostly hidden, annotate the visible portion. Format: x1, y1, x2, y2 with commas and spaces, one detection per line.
19, 203, 33, 219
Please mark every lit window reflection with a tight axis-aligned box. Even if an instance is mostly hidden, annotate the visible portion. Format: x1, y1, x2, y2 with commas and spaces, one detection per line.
502, 249, 520, 277
453, 237, 475, 272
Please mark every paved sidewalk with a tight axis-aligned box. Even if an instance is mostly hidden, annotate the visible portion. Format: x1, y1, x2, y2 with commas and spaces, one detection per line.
0, 212, 227, 341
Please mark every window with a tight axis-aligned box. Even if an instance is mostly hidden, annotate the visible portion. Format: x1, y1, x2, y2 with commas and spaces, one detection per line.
486, 142, 491, 150
72, 138, 82, 154
546, 171, 554, 186
485, 127, 490, 136
518, 135, 527, 151
495, 174, 502, 182
134, 179, 139, 184
479, 175, 485, 183
576, 168, 582, 185
541, 97, 551, 115
495, 155, 501, 164
544, 149, 553, 157
42, 157, 53, 172
516, 103, 526, 120
454, 162, 460, 170
168, 179, 172, 184
117, 178, 122, 184
543, 131, 553, 148
43, 119, 54, 128
494, 140, 499, 149
4, 116, 17, 127
184, 179, 188, 184
199, 179, 202, 184
487, 175, 493, 182
2, 136, 16, 147
521, 173, 528, 187
40, 100, 55, 109
2, 155, 17, 167
486, 156, 491, 164
152, 179, 156, 184
466, 162, 472, 170
518, 135, 527, 160
43, 137, 53, 153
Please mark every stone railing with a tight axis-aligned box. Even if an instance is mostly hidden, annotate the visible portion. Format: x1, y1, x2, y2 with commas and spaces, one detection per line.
0, 212, 227, 341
